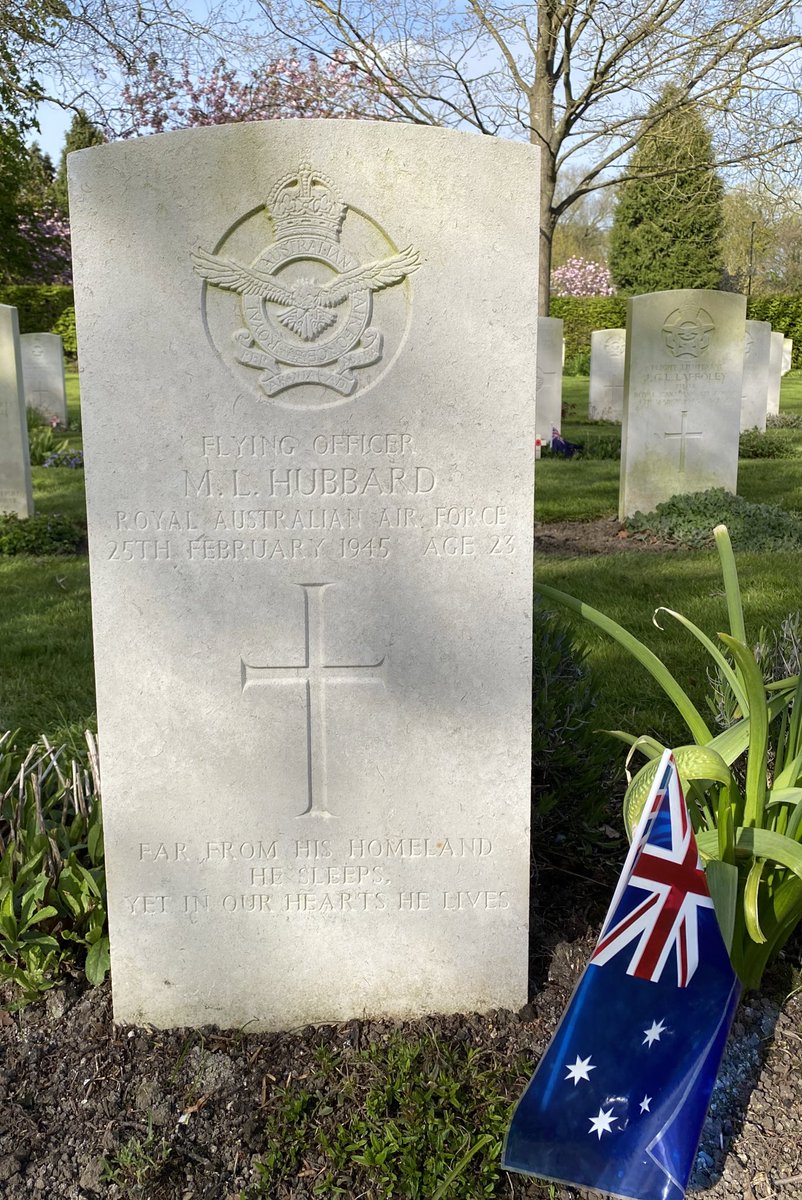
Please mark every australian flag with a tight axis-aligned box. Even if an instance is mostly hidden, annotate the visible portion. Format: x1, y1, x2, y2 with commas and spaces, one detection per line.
504, 750, 740, 1200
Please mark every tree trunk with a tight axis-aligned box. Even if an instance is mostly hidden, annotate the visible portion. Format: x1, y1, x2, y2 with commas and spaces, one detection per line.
532, 0, 558, 316
539, 175, 557, 316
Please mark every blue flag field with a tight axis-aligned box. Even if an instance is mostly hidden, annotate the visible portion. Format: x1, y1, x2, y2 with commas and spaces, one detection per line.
503, 751, 741, 1200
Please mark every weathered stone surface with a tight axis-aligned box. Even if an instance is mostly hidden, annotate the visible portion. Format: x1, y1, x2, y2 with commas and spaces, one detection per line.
69, 121, 538, 1030
535, 317, 563, 442
20, 333, 68, 426
619, 290, 745, 520
781, 338, 793, 375
767, 332, 784, 416
0, 305, 33, 519
741, 321, 771, 432
588, 329, 625, 422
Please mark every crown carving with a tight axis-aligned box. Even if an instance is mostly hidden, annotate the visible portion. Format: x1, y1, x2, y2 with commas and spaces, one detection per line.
267, 162, 347, 240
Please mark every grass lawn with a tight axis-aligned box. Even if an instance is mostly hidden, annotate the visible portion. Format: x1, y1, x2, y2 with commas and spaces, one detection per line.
2, 367, 802, 750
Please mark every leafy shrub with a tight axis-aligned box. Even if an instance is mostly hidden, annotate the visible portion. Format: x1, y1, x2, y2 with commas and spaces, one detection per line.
43, 448, 84, 469
537, 527, 802, 990
746, 296, 802, 369
767, 412, 802, 429
627, 488, 802, 551
564, 350, 591, 376
27, 424, 70, 466
739, 429, 794, 459
52, 304, 77, 356
532, 608, 613, 823
0, 284, 74, 334
0, 512, 84, 556
0, 732, 107, 1006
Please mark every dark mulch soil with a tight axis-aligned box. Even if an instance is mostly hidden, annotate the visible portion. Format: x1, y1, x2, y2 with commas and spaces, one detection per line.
535, 518, 682, 556
1, 858, 800, 1200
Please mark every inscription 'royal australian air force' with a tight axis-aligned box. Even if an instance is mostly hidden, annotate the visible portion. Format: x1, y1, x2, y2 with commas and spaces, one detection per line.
70, 122, 537, 1030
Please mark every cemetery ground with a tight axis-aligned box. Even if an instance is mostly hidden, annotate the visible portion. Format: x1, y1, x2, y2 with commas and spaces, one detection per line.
2, 369, 802, 1199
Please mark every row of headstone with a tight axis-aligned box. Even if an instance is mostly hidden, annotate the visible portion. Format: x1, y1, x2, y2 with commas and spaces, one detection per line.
69, 120, 538, 1031
591, 321, 792, 434
0, 304, 34, 519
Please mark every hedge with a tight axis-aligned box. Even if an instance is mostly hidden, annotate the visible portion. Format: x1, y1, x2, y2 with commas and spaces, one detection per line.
0, 284, 74, 334
551, 294, 802, 369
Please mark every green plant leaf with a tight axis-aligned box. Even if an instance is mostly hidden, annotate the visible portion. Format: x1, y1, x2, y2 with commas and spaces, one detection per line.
697, 827, 802, 879
704, 859, 738, 953
623, 746, 732, 839
535, 582, 714, 744
714, 525, 746, 643
653, 606, 748, 715
719, 634, 769, 828
85, 936, 110, 986
744, 860, 768, 944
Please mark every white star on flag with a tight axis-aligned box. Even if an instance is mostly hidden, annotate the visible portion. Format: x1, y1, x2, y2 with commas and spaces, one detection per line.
643, 1018, 666, 1047
588, 1106, 617, 1139
565, 1055, 595, 1086
640, 1095, 652, 1113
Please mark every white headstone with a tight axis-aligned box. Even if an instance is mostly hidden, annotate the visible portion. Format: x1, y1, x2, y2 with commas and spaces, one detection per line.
0, 305, 34, 519
536, 317, 563, 441
781, 338, 793, 375
740, 320, 771, 432
20, 332, 68, 426
70, 121, 538, 1031
767, 332, 784, 417
619, 290, 745, 520
589, 329, 626, 421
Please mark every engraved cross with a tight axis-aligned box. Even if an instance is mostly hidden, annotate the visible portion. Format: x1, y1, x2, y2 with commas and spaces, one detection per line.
663, 410, 703, 473
241, 583, 386, 818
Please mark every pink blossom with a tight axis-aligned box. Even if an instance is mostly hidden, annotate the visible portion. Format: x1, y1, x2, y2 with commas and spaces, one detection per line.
551, 257, 615, 297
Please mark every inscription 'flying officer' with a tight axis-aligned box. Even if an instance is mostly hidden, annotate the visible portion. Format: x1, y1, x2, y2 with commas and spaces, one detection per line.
192, 245, 420, 343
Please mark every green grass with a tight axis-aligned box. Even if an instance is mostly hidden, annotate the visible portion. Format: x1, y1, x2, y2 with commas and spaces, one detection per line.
0, 558, 95, 746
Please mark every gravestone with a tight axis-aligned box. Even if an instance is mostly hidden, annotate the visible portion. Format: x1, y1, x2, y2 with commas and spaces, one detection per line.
0, 305, 34, 518
767, 332, 784, 416
740, 320, 771, 432
588, 329, 626, 421
619, 290, 745, 520
20, 332, 68, 426
782, 338, 793, 375
69, 121, 538, 1030
535, 317, 563, 442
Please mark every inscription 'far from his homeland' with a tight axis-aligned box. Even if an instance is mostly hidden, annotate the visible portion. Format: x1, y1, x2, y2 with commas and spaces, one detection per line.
193, 162, 420, 401
242, 582, 386, 818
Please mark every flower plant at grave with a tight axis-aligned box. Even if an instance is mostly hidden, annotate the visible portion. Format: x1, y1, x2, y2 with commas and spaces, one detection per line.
551, 256, 616, 297
537, 525, 802, 991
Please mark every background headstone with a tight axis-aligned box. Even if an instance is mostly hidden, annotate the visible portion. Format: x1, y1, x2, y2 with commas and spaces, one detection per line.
70, 121, 538, 1031
781, 338, 793, 375
767, 332, 784, 417
20, 333, 69, 426
740, 320, 771, 432
619, 290, 745, 520
536, 317, 563, 441
589, 329, 626, 421
0, 305, 34, 519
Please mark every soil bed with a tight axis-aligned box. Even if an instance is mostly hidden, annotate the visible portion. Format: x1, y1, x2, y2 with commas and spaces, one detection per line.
535, 518, 682, 556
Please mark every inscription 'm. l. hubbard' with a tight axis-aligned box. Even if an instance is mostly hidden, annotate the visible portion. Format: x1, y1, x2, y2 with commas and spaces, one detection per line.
193, 162, 420, 397
242, 583, 386, 818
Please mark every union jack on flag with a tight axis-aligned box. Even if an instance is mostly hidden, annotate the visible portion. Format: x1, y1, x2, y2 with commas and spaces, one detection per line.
591, 760, 714, 987
504, 751, 740, 1200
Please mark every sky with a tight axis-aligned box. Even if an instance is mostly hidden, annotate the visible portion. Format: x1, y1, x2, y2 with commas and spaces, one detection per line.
31, 100, 73, 161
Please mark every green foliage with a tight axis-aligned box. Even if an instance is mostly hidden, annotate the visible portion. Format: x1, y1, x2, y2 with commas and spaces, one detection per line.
0, 512, 84, 556
739, 429, 794, 459
246, 1030, 510, 1199
51, 303, 77, 354
101, 1114, 172, 1195
627, 489, 802, 551
767, 412, 802, 430
609, 88, 724, 293
549, 297, 628, 361
53, 111, 105, 215
27, 416, 70, 466
532, 609, 612, 821
0, 732, 107, 1006
0, 283, 73, 332
537, 526, 802, 990
747, 298, 802, 367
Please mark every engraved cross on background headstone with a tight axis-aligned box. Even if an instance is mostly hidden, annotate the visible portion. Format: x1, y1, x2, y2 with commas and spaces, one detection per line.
663, 410, 703, 473
241, 583, 386, 818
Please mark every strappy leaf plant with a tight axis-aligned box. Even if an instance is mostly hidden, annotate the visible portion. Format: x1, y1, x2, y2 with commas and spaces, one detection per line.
537, 525, 802, 990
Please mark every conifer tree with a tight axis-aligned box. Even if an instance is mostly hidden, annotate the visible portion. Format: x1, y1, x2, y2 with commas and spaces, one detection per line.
53, 110, 105, 215
609, 89, 725, 294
